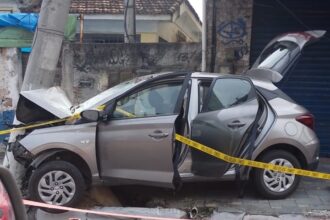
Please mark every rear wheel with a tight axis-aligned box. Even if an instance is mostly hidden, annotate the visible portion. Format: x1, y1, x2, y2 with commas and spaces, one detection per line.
253, 150, 301, 199
28, 160, 85, 213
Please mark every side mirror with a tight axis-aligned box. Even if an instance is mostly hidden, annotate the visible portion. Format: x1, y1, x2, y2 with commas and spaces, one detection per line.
0, 167, 27, 220
80, 110, 100, 122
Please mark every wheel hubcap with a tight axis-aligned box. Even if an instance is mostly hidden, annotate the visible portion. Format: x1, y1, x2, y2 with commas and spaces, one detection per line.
38, 170, 76, 205
263, 158, 295, 193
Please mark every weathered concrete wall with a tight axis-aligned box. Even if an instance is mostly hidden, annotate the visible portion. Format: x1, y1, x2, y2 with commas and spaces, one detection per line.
62, 42, 202, 103
0, 48, 22, 144
206, 0, 253, 74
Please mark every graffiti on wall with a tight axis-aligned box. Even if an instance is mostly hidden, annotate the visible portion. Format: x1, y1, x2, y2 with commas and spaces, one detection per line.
217, 18, 249, 60
107, 48, 130, 66
177, 51, 197, 63
69, 43, 202, 102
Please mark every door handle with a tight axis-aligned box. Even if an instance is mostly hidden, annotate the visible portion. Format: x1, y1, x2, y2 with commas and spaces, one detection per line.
148, 130, 169, 139
227, 120, 246, 129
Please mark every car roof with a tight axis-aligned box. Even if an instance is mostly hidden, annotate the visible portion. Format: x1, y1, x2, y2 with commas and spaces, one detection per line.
151, 71, 229, 79
191, 72, 227, 78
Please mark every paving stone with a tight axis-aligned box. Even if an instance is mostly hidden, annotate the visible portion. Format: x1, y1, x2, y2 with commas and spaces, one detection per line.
279, 214, 308, 220
36, 209, 88, 220
36, 207, 187, 220
269, 201, 283, 209
275, 206, 303, 215
306, 190, 328, 197
230, 201, 243, 206
210, 212, 245, 220
290, 191, 309, 199
87, 207, 187, 220
295, 197, 323, 206
243, 214, 279, 220
216, 206, 245, 213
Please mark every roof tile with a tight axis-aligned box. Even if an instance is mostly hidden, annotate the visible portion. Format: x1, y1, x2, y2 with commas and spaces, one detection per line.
20, 0, 201, 23
70, 0, 183, 15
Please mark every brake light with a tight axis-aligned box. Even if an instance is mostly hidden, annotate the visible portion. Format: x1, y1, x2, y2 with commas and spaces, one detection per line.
296, 113, 315, 130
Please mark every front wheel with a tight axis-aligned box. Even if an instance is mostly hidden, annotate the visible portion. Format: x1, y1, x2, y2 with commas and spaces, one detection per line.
28, 160, 85, 213
253, 150, 301, 199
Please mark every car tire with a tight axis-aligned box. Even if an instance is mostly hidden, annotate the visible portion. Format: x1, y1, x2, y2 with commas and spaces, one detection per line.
28, 160, 85, 213
253, 150, 301, 199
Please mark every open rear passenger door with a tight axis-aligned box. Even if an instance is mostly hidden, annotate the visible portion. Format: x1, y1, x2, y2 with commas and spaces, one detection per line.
190, 77, 260, 177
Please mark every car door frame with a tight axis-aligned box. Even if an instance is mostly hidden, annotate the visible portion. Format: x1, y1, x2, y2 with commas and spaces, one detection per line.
96, 72, 192, 188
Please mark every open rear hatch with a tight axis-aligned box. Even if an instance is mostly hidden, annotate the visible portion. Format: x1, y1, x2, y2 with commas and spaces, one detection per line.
247, 30, 326, 83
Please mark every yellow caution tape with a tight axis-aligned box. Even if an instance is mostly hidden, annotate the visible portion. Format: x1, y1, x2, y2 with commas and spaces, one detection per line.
96, 105, 106, 111
0, 105, 136, 136
96, 104, 136, 118
115, 107, 136, 118
0, 113, 82, 135
175, 134, 330, 180
0, 118, 67, 135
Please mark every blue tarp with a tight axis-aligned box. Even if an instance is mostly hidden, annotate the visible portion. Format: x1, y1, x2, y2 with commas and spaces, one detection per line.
0, 13, 77, 48
0, 13, 38, 32
0, 110, 14, 143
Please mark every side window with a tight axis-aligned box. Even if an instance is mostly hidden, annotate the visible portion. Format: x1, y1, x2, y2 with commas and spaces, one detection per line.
112, 83, 182, 119
204, 78, 253, 112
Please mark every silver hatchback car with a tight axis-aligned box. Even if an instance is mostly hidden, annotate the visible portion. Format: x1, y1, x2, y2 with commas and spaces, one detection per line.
12, 31, 323, 208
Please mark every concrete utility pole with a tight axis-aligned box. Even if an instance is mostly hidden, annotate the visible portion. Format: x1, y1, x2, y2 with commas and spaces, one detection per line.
124, 0, 136, 43
4, 0, 72, 185
22, 0, 72, 91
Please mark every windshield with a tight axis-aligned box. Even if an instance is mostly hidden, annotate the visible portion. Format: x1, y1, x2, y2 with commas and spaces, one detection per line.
76, 73, 166, 112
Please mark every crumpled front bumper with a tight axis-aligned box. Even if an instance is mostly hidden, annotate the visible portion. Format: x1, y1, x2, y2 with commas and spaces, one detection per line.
10, 140, 34, 167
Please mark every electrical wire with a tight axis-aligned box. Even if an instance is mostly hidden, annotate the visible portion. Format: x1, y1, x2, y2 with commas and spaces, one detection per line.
275, 0, 329, 41
274, 0, 312, 31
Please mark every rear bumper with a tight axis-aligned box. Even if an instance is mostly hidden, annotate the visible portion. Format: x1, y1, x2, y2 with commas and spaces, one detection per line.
307, 157, 319, 171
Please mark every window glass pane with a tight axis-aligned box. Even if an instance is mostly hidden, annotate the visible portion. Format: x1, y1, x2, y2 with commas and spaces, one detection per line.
206, 79, 252, 111
256, 41, 299, 76
112, 83, 182, 119
198, 81, 212, 112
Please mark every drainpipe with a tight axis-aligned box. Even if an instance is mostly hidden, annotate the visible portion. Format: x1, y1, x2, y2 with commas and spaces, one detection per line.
124, 0, 136, 43
201, 0, 207, 72
210, 0, 217, 72
79, 14, 84, 43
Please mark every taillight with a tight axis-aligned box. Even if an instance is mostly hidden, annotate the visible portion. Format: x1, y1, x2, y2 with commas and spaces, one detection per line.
296, 113, 315, 130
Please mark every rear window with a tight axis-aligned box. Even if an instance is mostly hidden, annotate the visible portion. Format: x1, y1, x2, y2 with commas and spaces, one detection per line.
256, 41, 300, 76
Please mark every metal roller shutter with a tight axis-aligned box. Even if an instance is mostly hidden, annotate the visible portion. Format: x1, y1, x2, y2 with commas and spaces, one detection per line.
251, 0, 330, 155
